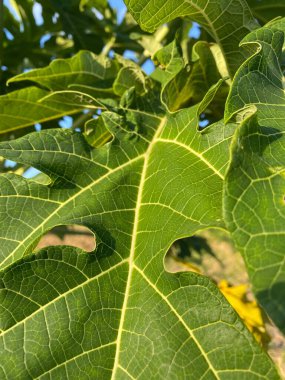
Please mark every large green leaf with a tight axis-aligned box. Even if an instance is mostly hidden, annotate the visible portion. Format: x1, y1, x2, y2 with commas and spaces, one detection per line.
0, 245, 277, 379
224, 20, 285, 330
124, 0, 259, 77
0, 92, 278, 377
0, 51, 120, 135
0, 94, 230, 268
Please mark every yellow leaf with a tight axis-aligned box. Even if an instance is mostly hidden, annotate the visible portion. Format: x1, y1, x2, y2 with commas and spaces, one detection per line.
219, 280, 269, 345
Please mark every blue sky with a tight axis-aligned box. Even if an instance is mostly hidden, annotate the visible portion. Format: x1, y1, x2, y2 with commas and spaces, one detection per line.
108, 0, 127, 23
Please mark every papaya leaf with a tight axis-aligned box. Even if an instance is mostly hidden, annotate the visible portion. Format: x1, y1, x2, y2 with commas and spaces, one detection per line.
152, 38, 185, 86
0, 245, 278, 379
7, 50, 119, 92
0, 87, 81, 135
158, 40, 228, 113
124, 0, 259, 77
113, 66, 149, 97
0, 51, 120, 135
224, 20, 285, 331
0, 94, 232, 268
0, 91, 278, 377
84, 117, 112, 147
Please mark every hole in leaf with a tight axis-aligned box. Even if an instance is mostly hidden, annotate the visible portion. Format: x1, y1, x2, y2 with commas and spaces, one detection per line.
33, 2, 44, 26
92, 8, 104, 20
198, 113, 210, 129
109, 0, 127, 24
52, 12, 59, 24
3, 28, 14, 41
37, 225, 96, 252
59, 115, 73, 129
165, 229, 277, 346
188, 22, 201, 39
4, 159, 17, 169
108, 49, 115, 58
141, 59, 155, 75
21, 167, 52, 185
165, 228, 248, 284
39, 34, 51, 48
23, 167, 41, 178
123, 50, 139, 62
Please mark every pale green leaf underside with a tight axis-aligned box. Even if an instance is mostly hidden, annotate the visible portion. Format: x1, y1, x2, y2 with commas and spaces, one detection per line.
224, 21, 285, 330
0, 99, 277, 377
124, 0, 259, 77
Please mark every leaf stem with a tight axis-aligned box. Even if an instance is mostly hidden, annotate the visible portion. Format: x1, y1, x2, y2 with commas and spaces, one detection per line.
102, 36, 116, 57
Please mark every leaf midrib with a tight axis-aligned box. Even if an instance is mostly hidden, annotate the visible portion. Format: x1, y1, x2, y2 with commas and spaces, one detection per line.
110, 116, 222, 378
1, 116, 225, 378
110, 116, 167, 379
9, 70, 108, 87
134, 264, 220, 379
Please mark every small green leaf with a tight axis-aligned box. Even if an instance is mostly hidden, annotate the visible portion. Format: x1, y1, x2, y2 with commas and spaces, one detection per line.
160, 41, 228, 113
0, 87, 81, 134
152, 38, 184, 85
7, 51, 119, 92
84, 116, 112, 147
113, 67, 149, 96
